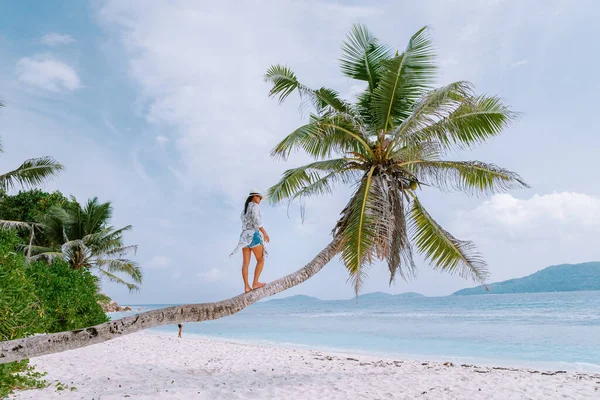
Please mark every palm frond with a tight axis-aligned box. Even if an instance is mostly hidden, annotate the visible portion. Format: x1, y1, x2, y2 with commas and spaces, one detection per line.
102, 244, 138, 258
402, 160, 529, 196
0, 219, 34, 231
338, 167, 378, 295
60, 239, 91, 269
268, 158, 350, 203
96, 258, 142, 284
28, 251, 64, 264
392, 140, 443, 165
409, 95, 519, 151
290, 168, 360, 202
0, 157, 64, 191
355, 91, 376, 128
265, 65, 309, 103
409, 196, 488, 283
264, 65, 356, 119
270, 115, 372, 161
17, 243, 54, 255
388, 81, 472, 153
339, 24, 392, 91
385, 180, 416, 282
35, 205, 72, 243
81, 197, 113, 235
96, 268, 139, 292
371, 26, 436, 132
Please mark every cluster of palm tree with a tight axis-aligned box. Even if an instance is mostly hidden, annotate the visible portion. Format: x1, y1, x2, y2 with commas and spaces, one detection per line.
0, 100, 142, 291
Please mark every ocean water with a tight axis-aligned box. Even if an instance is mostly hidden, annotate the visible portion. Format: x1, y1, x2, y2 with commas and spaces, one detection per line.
110, 291, 600, 373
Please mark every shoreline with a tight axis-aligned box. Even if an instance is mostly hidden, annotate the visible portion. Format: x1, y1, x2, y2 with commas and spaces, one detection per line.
142, 329, 600, 374
10, 332, 600, 399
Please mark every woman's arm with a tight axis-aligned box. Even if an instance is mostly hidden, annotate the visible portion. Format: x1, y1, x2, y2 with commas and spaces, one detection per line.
253, 205, 270, 243
259, 226, 270, 243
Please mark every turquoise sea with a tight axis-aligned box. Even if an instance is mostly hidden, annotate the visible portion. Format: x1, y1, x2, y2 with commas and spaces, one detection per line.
111, 291, 600, 373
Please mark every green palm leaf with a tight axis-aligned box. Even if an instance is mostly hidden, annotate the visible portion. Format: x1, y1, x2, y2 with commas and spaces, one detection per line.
96, 268, 139, 292
402, 160, 529, 195
0, 156, 64, 191
264, 65, 355, 118
0, 219, 34, 231
103, 245, 138, 258
339, 24, 392, 91
338, 167, 378, 294
371, 26, 436, 132
268, 158, 352, 203
28, 251, 64, 263
409, 95, 519, 151
271, 115, 372, 160
385, 181, 416, 282
388, 81, 472, 154
409, 196, 488, 283
81, 197, 113, 236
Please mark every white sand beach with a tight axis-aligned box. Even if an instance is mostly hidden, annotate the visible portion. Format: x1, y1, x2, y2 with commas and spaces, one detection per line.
10, 332, 600, 400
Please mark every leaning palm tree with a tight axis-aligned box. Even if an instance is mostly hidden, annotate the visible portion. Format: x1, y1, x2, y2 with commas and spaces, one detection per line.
0, 25, 527, 364
266, 25, 528, 293
0, 99, 64, 234
29, 197, 142, 291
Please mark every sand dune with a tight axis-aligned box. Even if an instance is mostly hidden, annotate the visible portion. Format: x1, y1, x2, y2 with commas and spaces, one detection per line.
10, 332, 600, 399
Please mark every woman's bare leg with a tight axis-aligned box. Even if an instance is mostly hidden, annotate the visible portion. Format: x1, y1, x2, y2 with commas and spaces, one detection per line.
242, 248, 252, 293
251, 245, 266, 289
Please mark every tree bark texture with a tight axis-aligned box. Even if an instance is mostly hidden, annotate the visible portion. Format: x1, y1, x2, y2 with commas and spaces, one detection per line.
0, 237, 341, 364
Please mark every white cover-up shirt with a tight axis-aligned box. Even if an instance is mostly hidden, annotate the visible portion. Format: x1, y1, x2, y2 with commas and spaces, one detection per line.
229, 202, 267, 257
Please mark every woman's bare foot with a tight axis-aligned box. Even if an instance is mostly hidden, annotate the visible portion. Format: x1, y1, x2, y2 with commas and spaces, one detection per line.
252, 282, 266, 290
244, 286, 252, 293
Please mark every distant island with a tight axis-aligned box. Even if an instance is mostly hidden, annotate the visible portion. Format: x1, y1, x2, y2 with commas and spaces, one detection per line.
453, 261, 600, 295
267, 291, 425, 303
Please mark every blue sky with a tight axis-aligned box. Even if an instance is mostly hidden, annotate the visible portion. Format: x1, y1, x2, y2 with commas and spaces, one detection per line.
1, 0, 599, 304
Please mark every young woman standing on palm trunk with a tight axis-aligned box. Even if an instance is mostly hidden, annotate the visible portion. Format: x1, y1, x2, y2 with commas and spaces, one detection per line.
230, 189, 270, 293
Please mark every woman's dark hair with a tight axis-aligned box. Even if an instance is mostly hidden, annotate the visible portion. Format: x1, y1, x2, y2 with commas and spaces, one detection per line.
244, 195, 254, 214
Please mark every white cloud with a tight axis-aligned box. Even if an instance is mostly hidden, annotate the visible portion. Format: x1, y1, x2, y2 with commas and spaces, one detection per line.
197, 268, 222, 283
91, 0, 597, 300
156, 135, 169, 146
452, 192, 600, 241
40, 33, 75, 46
98, 0, 379, 202
147, 255, 173, 269
17, 55, 81, 92
449, 192, 600, 283
510, 58, 529, 69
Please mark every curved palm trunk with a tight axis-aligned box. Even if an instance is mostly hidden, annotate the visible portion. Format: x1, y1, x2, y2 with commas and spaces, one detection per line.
0, 237, 341, 364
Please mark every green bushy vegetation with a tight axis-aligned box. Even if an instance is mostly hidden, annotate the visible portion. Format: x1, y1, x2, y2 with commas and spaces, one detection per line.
0, 230, 108, 397
0, 190, 71, 248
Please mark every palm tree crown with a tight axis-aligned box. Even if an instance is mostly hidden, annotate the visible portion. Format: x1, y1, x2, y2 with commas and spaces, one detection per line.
266, 25, 528, 294
30, 197, 142, 291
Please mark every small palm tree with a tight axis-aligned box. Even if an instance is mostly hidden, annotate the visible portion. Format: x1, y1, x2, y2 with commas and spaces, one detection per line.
266, 25, 528, 293
30, 197, 142, 291
0, 99, 64, 233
